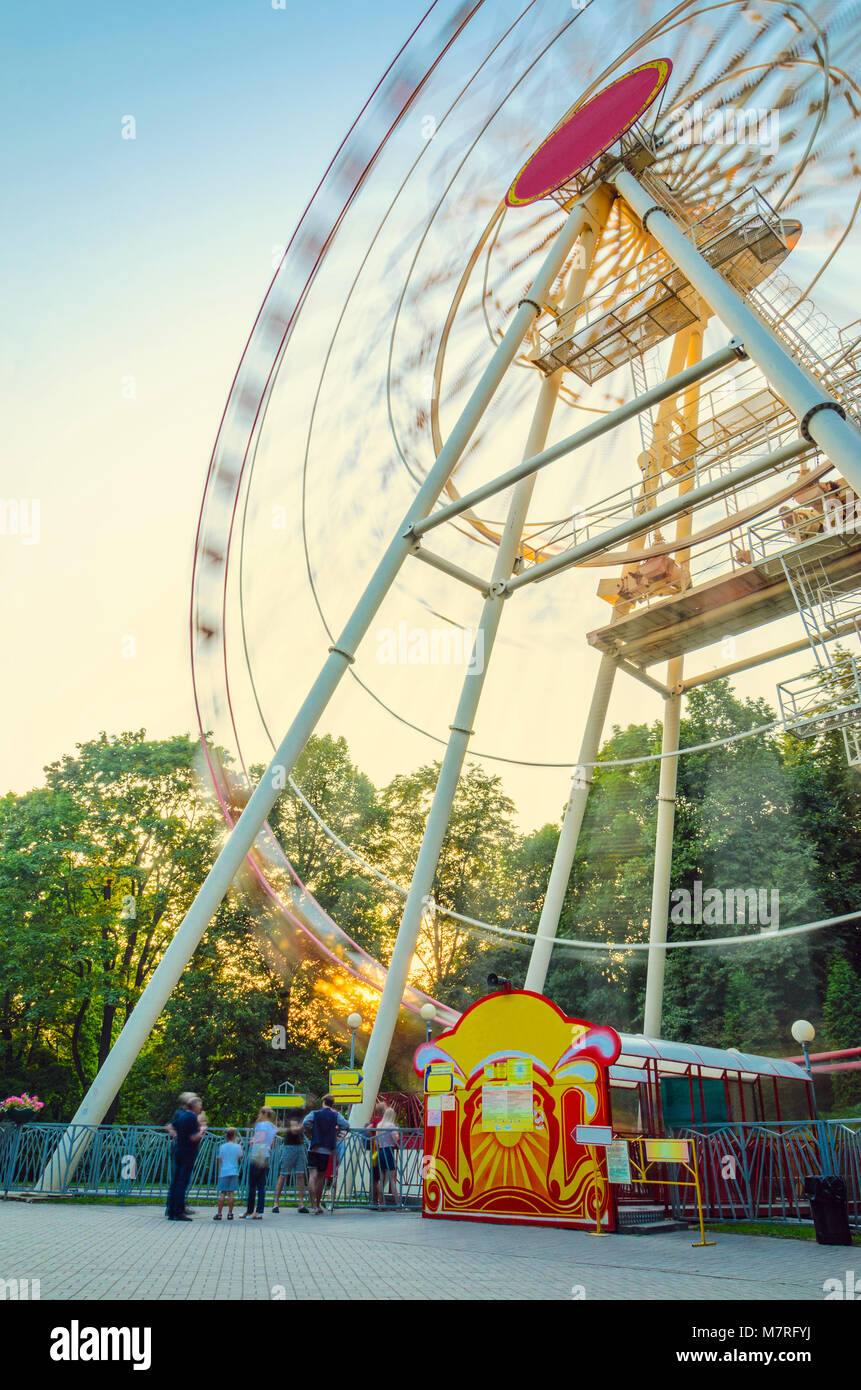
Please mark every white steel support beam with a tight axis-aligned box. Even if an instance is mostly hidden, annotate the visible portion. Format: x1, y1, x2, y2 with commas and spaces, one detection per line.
523, 651, 618, 993
617, 660, 672, 697
642, 323, 703, 1037
38, 199, 593, 1190
613, 167, 861, 495
642, 662, 683, 1038
350, 202, 609, 1125
409, 544, 490, 594
410, 344, 743, 541
505, 437, 809, 593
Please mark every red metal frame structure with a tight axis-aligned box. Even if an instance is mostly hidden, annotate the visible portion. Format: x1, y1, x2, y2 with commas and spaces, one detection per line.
783, 1047, 861, 1075
602, 1034, 815, 1223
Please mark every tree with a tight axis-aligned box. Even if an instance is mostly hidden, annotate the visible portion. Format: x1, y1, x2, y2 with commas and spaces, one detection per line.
822, 953, 861, 1113
378, 761, 518, 1003
0, 732, 221, 1117
661, 682, 823, 1054
6, 683, 861, 1125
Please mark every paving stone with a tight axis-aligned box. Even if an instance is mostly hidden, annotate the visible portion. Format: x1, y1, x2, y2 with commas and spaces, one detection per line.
0, 1201, 853, 1300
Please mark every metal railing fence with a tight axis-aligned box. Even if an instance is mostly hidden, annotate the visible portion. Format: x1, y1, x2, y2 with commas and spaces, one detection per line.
0, 1123, 424, 1209
3, 1120, 859, 1224
667, 1121, 861, 1226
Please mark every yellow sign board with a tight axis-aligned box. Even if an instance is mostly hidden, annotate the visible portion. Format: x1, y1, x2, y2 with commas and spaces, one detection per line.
264, 1094, 305, 1109
425, 1070, 454, 1095
329, 1069, 363, 1103
644, 1138, 690, 1164
329, 1070, 362, 1089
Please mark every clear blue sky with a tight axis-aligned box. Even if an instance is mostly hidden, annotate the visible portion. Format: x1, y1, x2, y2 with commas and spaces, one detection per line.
3, 1, 860, 832
1, 0, 432, 796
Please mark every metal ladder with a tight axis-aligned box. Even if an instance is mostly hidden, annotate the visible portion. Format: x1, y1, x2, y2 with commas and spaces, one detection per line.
776, 542, 861, 764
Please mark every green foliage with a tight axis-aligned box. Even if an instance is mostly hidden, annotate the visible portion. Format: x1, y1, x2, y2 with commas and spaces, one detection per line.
2, 679, 861, 1124
0, 732, 222, 1118
823, 954, 861, 1112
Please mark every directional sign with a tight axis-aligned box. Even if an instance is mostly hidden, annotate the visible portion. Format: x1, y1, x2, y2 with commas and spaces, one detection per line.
264, 1094, 305, 1109
645, 1138, 690, 1164
329, 1069, 362, 1089
425, 1069, 454, 1095
329, 1069, 363, 1103
574, 1124, 613, 1147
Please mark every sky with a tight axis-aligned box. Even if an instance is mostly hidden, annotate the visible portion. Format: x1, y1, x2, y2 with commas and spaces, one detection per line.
1, 0, 431, 794
3, 0, 861, 836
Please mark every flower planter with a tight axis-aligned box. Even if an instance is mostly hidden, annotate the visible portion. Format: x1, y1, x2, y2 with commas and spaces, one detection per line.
1, 1111, 35, 1127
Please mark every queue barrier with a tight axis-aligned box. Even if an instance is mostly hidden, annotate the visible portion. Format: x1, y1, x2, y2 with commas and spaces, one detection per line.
3, 1119, 859, 1225
0, 1122, 425, 1209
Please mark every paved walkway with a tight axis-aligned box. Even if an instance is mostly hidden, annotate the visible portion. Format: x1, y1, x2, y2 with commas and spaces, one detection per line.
0, 1201, 853, 1300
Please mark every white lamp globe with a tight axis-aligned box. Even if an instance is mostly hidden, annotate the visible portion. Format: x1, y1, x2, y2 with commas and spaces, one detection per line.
791, 1019, 815, 1044
347, 1013, 363, 1031
419, 1003, 437, 1023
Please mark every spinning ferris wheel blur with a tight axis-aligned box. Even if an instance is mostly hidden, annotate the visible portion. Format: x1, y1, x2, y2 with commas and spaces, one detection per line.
56, 1, 861, 1143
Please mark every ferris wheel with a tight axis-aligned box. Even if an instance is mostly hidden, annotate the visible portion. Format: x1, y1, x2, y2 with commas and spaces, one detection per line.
64, 0, 861, 1134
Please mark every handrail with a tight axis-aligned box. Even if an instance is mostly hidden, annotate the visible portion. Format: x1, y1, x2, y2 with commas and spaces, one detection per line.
0, 1122, 426, 1209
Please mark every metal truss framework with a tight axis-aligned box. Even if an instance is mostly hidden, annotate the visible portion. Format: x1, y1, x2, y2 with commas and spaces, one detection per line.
42, 142, 861, 1188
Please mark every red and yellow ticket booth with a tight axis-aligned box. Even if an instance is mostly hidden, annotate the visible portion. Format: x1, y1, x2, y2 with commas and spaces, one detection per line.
413, 989, 621, 1230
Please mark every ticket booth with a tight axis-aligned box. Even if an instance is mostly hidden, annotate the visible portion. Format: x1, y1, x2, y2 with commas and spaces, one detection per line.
413, 989, 621, 1230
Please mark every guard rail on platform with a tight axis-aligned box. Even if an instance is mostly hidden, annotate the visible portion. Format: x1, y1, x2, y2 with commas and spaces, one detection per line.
0, 1123, 425, 1209
667, 1120, 861, 1226
4, 1120, 859, 1224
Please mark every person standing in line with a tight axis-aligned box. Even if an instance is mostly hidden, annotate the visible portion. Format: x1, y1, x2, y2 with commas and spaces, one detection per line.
165, 1092, 206, 1221
214, 1128, 244, 1220
242, 1107, 277, 1219
272, 1113, 308, 1214
375, 1105, 401, 1208
364, 1100, 386, 1207
303, 1095, 350, 1215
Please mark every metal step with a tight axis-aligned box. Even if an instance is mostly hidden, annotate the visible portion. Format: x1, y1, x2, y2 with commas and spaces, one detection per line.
622, 1219, 690, 1235
617, 1205, 688, 1234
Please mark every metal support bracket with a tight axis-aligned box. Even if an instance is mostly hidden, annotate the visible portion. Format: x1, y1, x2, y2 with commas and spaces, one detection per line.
327, 646, 356, 664
409, 544, 491, 595
617, 658, 672, 698
800, 400, 847, 442
641, 204, 667, 234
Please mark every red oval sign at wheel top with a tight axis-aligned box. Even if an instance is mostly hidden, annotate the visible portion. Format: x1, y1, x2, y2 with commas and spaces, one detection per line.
507, 59, 672, 207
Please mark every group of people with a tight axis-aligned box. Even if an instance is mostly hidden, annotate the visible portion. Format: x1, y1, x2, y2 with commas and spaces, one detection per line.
165, 1092, 403, 1221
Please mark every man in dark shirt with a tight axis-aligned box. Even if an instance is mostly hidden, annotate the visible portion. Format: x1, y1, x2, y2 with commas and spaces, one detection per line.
303, 1094, 349, 1214
166, 1092, 206, 1220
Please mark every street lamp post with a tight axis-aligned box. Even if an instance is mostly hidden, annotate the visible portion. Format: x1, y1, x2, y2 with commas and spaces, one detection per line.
347, 1013, 363, 1072
791, 1019, 834, 1176
419, 1003, 437, 1044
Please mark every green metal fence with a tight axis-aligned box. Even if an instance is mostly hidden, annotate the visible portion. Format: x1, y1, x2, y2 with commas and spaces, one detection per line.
3, 1119, 858, 1223
668, 1120, 861, 1225
0, 1122, 425, 1209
